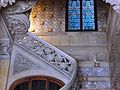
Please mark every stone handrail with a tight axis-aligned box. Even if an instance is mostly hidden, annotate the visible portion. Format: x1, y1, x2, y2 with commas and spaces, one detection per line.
15, 32, 77, 90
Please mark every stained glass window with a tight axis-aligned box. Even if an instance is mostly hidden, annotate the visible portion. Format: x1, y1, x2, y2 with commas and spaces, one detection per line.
82, 0, 95, 30
67, 0, 97, 31
68, 0, 81, 31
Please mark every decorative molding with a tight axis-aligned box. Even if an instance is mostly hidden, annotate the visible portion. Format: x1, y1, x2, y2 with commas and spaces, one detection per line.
4, 14, 30, 40
0, 0, 15, 7
13, 53, 41, 75
0, 39, 9, 55
16, 33, 75, 76
3, 0, 37, 14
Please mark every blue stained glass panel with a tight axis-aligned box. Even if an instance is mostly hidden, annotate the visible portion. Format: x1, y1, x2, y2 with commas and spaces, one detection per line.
68, 0, 80, 30
82, 0, 95, 30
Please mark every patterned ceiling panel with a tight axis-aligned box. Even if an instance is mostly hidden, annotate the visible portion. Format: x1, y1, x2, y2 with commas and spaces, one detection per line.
29, 0, 66, 33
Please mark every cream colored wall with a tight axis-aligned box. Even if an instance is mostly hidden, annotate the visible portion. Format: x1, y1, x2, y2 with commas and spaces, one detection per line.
0, 59, 9, 90
37, 32, 107, 47
36, 32, 108, 62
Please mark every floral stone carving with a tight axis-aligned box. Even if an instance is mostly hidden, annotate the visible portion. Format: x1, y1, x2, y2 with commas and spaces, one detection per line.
16, 33, 74, 76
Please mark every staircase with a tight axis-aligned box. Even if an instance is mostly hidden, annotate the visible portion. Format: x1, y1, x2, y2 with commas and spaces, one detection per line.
1, 12, 113, 90
6, 32, 77, 90
55, 32, 112, 90
0, 13, 77, 90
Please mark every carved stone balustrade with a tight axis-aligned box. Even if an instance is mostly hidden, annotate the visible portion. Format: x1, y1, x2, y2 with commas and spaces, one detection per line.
15, 32, 76, 77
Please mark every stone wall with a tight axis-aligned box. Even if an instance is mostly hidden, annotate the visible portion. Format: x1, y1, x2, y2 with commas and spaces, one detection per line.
0, 60, 9, 90
17, 0, 111, 89
29, 0, 109, 33
107, 6, 120, 90
97, 0, 110, 32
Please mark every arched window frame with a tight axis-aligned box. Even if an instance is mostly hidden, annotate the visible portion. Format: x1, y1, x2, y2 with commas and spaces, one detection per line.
9, 76, 64, 90
66, 0, 98, 32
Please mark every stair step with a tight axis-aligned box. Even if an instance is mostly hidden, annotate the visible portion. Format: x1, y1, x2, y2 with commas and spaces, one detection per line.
57, 46, 109, 61
80, 89, 114, 90
78, 61, 109, 67
73, 55, 109, 61
78, 76, 110, 82
78, 81, 111, 89
78, 67, 110, 77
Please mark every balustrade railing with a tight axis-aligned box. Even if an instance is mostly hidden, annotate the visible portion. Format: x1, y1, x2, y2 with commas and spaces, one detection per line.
15, 32, 77, 90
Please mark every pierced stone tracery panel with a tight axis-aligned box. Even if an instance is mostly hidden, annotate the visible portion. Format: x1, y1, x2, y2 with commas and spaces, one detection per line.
16, 33, 74, 76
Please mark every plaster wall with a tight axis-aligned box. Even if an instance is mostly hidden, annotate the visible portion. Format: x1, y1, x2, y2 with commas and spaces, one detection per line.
107, 6, 120, 89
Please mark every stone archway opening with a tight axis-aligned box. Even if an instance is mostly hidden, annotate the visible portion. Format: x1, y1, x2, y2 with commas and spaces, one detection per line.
9, 76, 64, 90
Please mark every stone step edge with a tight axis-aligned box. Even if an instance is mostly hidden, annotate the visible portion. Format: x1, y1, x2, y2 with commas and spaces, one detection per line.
80, 89, 114, 90
78, 61, 109, 67
78, 76, 110, 81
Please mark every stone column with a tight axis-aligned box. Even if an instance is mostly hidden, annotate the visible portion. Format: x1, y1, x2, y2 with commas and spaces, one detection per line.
0, 39, 10, 90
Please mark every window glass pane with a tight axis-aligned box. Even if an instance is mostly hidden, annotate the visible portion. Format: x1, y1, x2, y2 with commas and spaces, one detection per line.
39, 80, 46, 90
21, 82, 28, 90
32, 80, 39, 90
14, 82, 28, 90
14, 84, 21, 90
82, 0, 95, 30
68, 0, 81, 31
49, 81, 61, 90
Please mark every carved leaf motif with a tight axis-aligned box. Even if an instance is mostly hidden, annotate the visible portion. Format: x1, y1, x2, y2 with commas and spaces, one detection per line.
16, 34, 74, 76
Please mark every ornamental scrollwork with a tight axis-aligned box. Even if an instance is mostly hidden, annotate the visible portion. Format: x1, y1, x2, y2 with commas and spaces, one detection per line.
3, 0, 37, 14
5, 14, 30, 40
16, 34, 74, 76
0, 41, 9, 55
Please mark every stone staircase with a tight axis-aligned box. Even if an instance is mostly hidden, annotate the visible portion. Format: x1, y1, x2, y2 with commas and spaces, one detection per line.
31, 31, 112, 90
58, 46, 111, 90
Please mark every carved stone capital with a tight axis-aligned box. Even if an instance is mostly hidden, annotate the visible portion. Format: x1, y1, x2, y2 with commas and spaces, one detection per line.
0, 39, 9, 55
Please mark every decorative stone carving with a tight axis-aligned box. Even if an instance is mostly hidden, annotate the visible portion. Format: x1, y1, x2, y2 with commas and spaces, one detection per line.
4, 14, 30, 40
16, 33, 74, 76
0, 41, 9, 55
13, 54, 41, 75
3, 0, 37, 14
0, 0, 15, 7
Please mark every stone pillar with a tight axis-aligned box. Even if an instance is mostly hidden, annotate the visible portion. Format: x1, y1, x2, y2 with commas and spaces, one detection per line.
0, 39, 10, 90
